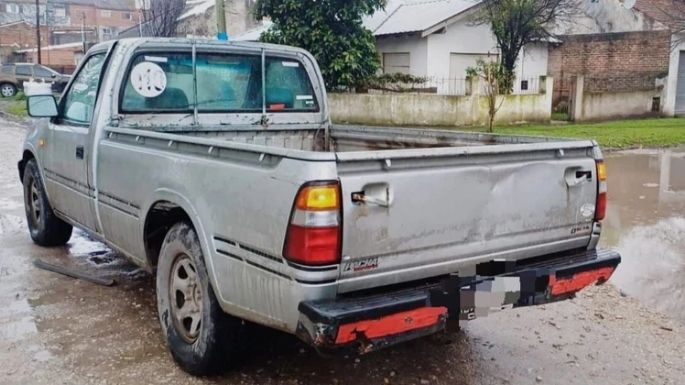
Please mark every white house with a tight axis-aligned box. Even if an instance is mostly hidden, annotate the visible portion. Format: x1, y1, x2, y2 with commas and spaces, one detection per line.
232, 0, 551, 94
365, 0, 552, 94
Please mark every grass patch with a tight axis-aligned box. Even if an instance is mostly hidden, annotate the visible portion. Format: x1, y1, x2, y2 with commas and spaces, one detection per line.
551, 111, 569, 121
1, 91, 28, 117
485, 117, 685, 149
6, 100, 27, 117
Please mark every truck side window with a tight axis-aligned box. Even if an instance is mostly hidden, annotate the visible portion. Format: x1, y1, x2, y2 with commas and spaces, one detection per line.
62, 53, 106, 125
265, 57, 318, 112
121, 53, 194, 112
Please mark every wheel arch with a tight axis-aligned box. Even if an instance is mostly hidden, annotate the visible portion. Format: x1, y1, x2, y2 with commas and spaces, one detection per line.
18, 149, 35, 181
140, 191, 214, 278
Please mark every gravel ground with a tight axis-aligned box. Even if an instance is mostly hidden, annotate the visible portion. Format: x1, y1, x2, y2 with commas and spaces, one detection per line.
1, 116, 683, 385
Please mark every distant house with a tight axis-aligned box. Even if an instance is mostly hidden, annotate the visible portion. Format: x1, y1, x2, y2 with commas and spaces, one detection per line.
0, 0, 140, 43
0, 0, 139, 71
364, 0, 552, 94
234, 0, 552, 95
16, 41, 86, 73
119, 0, 259, 39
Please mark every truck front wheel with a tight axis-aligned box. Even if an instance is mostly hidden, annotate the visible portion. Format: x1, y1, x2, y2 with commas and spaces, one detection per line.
22, 159, 73, 246
156, 222, 243, 375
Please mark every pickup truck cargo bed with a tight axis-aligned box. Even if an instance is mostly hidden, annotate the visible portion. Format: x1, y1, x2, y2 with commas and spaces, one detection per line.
19, 38, 618, 375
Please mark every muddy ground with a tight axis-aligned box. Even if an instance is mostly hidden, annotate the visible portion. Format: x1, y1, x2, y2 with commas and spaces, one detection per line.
1, 117, 684, 385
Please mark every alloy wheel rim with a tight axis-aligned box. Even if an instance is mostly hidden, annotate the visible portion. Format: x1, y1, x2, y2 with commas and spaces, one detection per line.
29, 180, 41, 225
169, 254, 203, 343
1, 85, 13, 97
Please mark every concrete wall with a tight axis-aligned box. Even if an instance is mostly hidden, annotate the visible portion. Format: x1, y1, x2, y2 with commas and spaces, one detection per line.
663, 33, 685, 116
570, 76, 661, 121
328, 77, 553, 127
580, 90, 660, 121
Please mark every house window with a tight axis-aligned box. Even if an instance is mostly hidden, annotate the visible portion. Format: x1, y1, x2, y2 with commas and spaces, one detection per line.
55, 7, 66, 17
101, 9, 112, 18
382, 52, 410, 75
6, 4, 19, 13
122, 12, 132, 20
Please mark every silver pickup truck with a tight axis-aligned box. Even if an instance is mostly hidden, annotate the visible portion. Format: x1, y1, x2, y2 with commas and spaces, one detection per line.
19, 38, 620, 375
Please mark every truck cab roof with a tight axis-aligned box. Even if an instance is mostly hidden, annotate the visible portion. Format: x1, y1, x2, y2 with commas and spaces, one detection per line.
97, 38, 314, 57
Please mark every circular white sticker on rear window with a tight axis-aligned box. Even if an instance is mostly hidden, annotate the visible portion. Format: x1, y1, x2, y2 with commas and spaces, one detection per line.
130, 62, 167, 98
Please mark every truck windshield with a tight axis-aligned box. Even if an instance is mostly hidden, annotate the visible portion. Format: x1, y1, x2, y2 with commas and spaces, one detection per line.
120, 51, 319, 114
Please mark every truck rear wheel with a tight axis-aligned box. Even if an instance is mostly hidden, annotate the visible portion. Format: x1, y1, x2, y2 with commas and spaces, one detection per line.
22, 159, 73, 246
156, 222, 243, 375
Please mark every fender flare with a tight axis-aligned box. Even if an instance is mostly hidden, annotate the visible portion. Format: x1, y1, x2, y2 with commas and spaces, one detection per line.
140, 189, 224, 304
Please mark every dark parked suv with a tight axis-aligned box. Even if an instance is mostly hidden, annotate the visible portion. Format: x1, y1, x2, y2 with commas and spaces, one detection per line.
0, 63, 70, 97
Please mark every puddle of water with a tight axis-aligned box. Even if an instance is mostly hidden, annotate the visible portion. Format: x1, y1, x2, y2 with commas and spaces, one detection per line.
602, 146, 685, 322
0, 298, 38, 342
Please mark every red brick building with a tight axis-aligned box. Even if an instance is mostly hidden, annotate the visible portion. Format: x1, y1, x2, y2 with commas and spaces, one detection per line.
17, 41, 84, 73
548, 30, 671, 106
0, 0, 140, 72
548, 0, 683, 113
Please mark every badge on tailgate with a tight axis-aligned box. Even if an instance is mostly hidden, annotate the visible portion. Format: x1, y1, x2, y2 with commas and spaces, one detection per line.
343, 257, 379, 273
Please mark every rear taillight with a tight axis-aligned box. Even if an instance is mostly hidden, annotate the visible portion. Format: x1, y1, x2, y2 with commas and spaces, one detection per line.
595, 160, 607, 221
284, 181, 341, 265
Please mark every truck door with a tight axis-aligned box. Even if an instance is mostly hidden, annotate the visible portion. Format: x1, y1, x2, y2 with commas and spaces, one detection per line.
43, 52, 107, 232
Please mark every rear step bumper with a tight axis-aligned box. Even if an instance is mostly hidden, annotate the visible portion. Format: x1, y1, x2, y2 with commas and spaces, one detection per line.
296, 248, 621, 353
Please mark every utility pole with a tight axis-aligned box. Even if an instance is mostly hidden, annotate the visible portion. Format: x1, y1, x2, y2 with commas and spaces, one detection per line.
216, 0, 227, 40
35, 0, 42, 64
81, 12, 86, 53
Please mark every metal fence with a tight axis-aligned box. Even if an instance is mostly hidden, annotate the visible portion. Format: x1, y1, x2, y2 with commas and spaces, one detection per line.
367, 76, 544, 96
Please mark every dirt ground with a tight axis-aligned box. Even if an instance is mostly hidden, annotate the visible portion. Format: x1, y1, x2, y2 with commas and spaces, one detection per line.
1, 116, 684, 385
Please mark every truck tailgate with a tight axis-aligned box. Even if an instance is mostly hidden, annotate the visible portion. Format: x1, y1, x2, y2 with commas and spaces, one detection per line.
335, 141, 599, 292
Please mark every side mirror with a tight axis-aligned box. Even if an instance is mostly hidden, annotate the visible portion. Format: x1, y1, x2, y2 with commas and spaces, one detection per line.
27, 95, 58, 118
51, 73, 57, 78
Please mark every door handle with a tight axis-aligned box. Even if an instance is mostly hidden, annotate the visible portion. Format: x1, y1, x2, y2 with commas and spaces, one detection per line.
575, 170, 592, 180
352, 183, 393, 207
75, 146, 84, 159
565, 167, 591, 187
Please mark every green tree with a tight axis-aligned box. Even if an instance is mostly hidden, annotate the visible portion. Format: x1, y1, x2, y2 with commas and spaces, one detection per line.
473, 0, 576, 92
467, 60, 507, 133
255, 0, 385, 90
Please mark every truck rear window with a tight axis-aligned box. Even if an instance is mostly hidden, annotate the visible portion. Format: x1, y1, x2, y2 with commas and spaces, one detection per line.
120, 52, 319, 114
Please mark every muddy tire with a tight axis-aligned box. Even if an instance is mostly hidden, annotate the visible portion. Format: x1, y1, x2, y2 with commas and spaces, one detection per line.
23, 159, 73, 246
156, 222, 243, 375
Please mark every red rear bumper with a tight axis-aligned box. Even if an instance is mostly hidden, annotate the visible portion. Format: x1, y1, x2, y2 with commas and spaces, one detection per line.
296, 248, 620, 353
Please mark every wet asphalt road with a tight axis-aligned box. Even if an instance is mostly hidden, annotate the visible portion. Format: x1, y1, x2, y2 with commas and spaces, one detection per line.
1, 117, 684, 385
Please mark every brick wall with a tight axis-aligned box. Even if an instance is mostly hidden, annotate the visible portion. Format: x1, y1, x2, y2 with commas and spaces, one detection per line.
548, 30, 671, 106
0, 22, 48, 49
68, 4, 139, 29
26, 47, 81, 73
